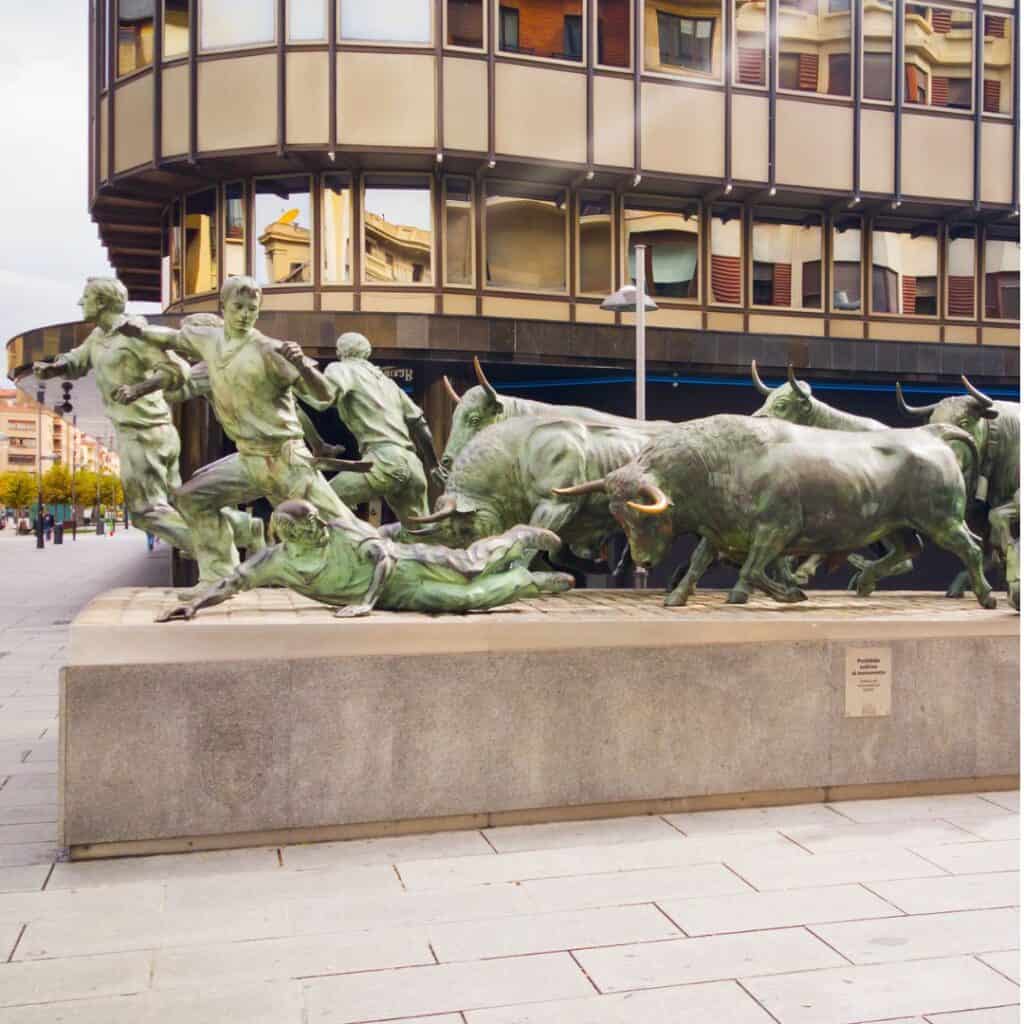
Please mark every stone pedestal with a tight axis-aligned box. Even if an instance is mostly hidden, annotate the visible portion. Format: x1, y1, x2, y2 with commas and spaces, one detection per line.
60, 589, 1019, 858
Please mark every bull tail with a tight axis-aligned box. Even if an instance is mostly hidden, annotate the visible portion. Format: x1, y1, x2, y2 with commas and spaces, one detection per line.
926, 423, 980, 479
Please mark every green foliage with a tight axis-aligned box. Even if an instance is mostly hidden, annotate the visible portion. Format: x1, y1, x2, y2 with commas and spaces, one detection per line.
73, 469, 99, 509
0, 471, 36, 512
97, 473, 124, 507
41, 464, 72, 505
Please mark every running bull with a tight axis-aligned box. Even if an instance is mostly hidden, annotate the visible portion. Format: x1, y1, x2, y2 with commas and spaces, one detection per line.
554, 414, 997, 609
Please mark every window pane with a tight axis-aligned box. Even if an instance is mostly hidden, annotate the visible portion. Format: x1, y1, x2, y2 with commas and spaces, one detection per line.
184, 189, 218, 296
289, 0, 327, 41
871, 222, 938, 315
364, 179, 434, 284
223, 182, 247, 279
710, 207, 742, 305
448, 0, 484, 47
163, 200, 182, 305
253, 177, 312, 286
498, 0, 584, 61
751, 213, 823, 309
201, 0, 275, 50
983, 14, 1013, 114
445, 178, 474, 287
486, 182, 567, 291
624, 199, 700, 300
984, 232, 1021, 320
735, 0, 767, 85
578, 192, 613, 295
946, 226, 976, 318
648, 2, 720, 77
832, 218, 862, 310
163, 0, 189, 58
779, 0, 851, 95
322, 174, 353, 285
597, 0, 631, 67
118, 0, 155, 76
99, 0, 109, 89
863, 51, 893, 101
342, 0, 432, 43
904, 4, 973, 109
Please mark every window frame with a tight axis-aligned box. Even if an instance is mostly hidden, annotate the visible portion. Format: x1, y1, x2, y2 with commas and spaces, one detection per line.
861, 41, 896, 106
321, 172, 355, 287
442, 176, 477, 289
622, 193, 703, 305
492, 0, 589, 67
776, 3, 854, 98
644, 0, 725, 83
444, 0, 488, 52
944, 224, 978, 320
576, 189, 616, 298
339, 0, 435, 47
829, 215, 865, 314
593, 0, 634, 70
868, 218, 941, 319
287, 0, 329, 43
902, 1, 976, 115
361, 173, 437, 289
482, 178, 570, 295
251, 173, 315, 289
981, 9, 1014, 117
732, 0, 769, 90
748, 209, 825, 312
183, 186, 221, 298
198, 0, 279, 53
982, 227, 1021, 323
707, 204, 745, 308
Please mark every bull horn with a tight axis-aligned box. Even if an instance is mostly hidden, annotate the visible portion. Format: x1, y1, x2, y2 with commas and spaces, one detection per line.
895, 381, 941, 417
407, 494, 458, 524
751, 360, 772, 396
442, 375, 462, 405
553, 480, 608, 497
787, 363, 812, 401
473, 356, 499, 402
961, 374, 994, 408
627, 482, 671, 516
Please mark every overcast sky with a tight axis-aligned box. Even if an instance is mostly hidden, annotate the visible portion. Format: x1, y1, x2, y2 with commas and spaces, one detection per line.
1, 3, 159, 383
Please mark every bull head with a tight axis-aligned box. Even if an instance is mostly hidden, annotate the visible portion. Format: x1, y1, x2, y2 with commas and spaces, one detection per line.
961, 375, 1000, 420
751, 361, 812, 420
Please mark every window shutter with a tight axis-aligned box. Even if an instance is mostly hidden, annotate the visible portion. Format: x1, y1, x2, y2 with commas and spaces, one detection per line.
985, 14, 1006, 37
711, 255, 742, 304
948, 275, 975, 317
902, 275, 917, 314
906, 64, 921, 99
931, 9, 952, 32
798, 52, 819, 90
772, 263, 792, 306
984, 79, 1002, 112
737, 46, 765, 85
931, 75, 949, 106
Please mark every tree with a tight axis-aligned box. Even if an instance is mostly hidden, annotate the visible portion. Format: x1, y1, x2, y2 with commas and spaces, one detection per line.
97, 473, 124, 508
0, 471, 36, 513
74, 469, 99, 510
41, 464, 72, 505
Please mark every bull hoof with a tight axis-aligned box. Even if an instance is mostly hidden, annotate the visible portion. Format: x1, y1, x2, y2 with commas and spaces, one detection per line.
726, 588, 749, 605
664, 589, 692, 608
945, 587, 967, 599
855, 581, 877, 599
1009, 585, 1020, 612
978, 592, 998, 610
533, 572, 574, 594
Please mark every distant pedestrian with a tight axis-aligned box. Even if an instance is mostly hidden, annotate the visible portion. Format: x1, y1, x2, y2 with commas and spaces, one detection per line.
43, 511, 55, 542
146, 532, 157, 551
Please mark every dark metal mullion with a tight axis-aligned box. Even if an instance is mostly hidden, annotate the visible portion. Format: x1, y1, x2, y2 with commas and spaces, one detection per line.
586, 0, 595, 168
852, 0, 862, 196
329, 0, 338, 156
768, 0, 778, 192
188, 0, 198, 162
724, 0, 733, 185
108, 0, 117, 181
894, 0, 904, 203
633, 0, 642, 175
89, 0, 96, 197
972, 0, 983, 209
153, 0, 164, 167
435, 0, 444, 158
353, 171, 363, 311
488, 0, 496, 163
1014, 0, 1020, 209
277, 0, 287, 157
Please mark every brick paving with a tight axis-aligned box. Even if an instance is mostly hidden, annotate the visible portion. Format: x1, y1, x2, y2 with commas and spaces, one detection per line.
0, 530, 1018, 1022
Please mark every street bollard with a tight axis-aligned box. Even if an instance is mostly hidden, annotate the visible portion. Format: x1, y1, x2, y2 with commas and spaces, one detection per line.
54, 522, 64, 545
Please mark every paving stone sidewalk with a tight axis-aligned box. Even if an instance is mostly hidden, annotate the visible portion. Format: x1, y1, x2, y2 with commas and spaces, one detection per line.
0, 531, 1019, 1022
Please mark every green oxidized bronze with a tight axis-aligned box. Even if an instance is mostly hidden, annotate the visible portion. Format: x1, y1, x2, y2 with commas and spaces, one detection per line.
555, 414, 997, 609
157, 499, 573, 621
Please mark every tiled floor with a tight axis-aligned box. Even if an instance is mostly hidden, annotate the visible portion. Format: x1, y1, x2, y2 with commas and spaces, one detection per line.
0, 531, 1019, 1022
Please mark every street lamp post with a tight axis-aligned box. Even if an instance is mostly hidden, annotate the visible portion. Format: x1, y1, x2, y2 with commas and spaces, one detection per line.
35, 385, 45, 549
601, 245, 658, 589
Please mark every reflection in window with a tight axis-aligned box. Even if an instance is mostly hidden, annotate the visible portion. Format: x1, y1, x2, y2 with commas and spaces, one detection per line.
118, 0, 155, 77
163, 201, 182, 306
984, 231, 1021, 320
498, 1, 584, 61
983, 14, 1013, 114
647, 1, 720, 77
184, 190, 218, 296
734, 0, 767, 85
871, 222, 938, 315
578, 192, 613, 296
597, 0, 631, 66
709, 207, 742, 305
201, 0, 275, 51
624, 198, 700, 300
364, 177, 434, 285
342, 0, 432, 43
289, 0, 328, 41
448, 0, 484, 47
751, 212, 823, 309
444, 178, 474, 287
778, 0, 851, 95
832, 217, 862, 311
164, 0, 189, 58
223, 182, 247, 278
254, 177, 312, 286
322, 174, 353, 285
904, 4, 973, 109
946, 226, 976, 318
486, 182, 567, 291
864, 0, 895, 99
